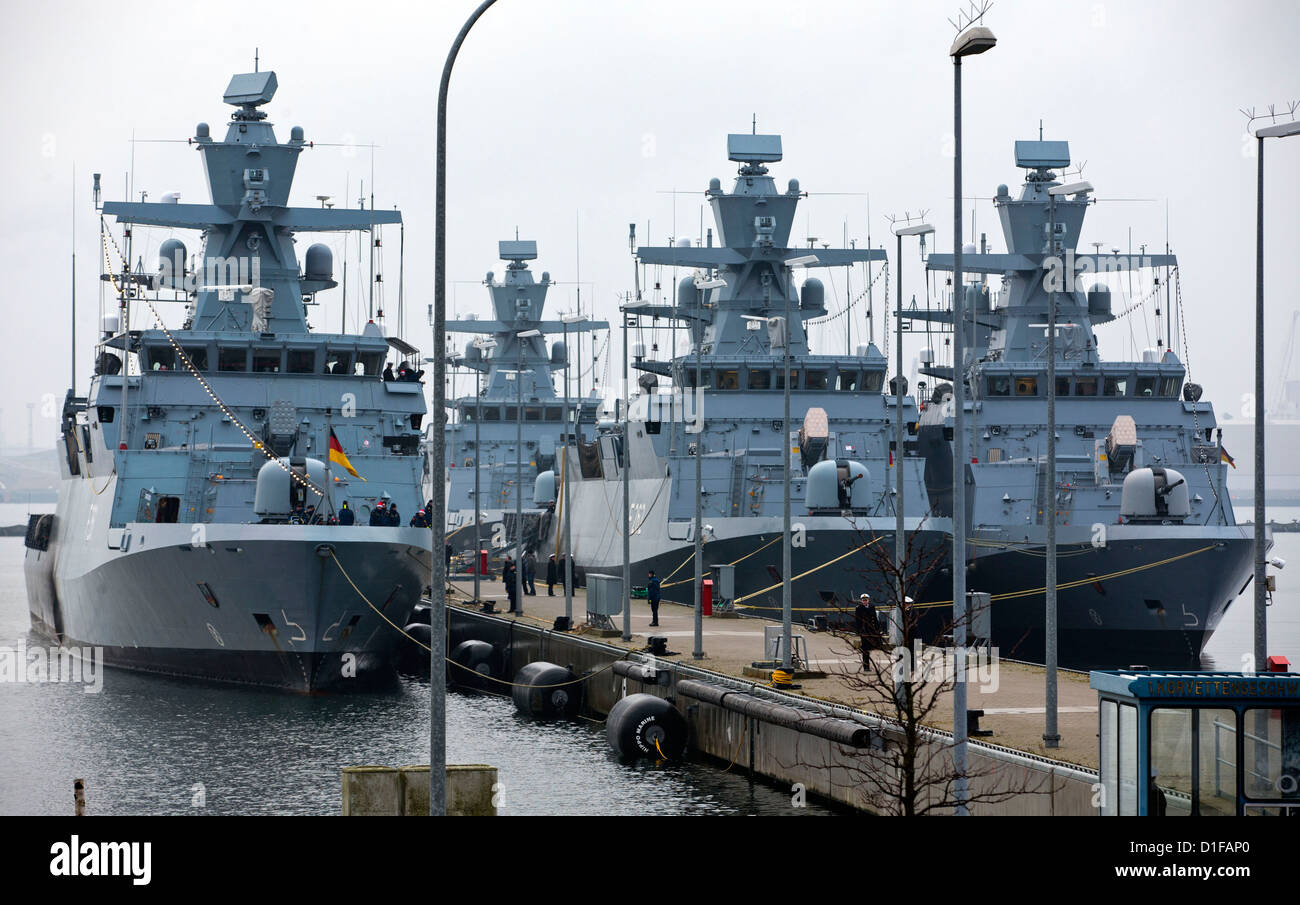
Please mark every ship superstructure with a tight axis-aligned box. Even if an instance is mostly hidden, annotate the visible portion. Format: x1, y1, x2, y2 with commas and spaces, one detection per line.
911, 139, 1257, 667
23, 71, 432, 691
550, 134, 951, 615
441, 240, 607, 555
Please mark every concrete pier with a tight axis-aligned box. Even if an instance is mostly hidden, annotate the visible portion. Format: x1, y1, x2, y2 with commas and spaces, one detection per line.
341, 764, 498, 816
444, 579, 1100, 815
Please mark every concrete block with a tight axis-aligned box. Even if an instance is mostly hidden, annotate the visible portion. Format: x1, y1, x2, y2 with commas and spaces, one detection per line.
447, 764, 498, 816
341, 766, 401, 816
344, 764, 498, 815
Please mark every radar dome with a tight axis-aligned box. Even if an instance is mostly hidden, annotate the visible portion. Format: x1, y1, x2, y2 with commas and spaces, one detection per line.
290, 125, 304, 142
787, 178, 800, 195
708, 177, 722, 193
158, 238, 187, 288
304, 243, 333, 282
800, 278, 825, 312
195, 122, 210, 139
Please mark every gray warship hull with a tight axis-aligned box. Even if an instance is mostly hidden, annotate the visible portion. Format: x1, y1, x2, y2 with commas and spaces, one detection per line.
26, 479, 431, 691
954, 527, 1255, 668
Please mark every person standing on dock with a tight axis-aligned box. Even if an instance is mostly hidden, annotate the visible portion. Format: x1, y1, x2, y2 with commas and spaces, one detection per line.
854, 593, 881, 667
523, 549, 537, 596
546, 554, 558, 596
647, 569, 661, 627
503, 556, 518, 613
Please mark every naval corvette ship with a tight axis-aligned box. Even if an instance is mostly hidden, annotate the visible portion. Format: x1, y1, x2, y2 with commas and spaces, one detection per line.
547, 133, 951, 615
910, 138, 1257, 668
23, 71, 432, 691
440, 240, 606, 557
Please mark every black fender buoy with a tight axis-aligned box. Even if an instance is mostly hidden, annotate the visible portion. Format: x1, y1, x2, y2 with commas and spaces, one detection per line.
396, 623, 433, 675
448, 639, 497, 690
408, 604, 432, 626
606, 693, 688, 760
511, 661, 582, 719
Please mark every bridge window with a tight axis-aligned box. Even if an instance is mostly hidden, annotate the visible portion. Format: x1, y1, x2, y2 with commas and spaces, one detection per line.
253, 349, 281, 373
987, 376, 1011, 396
1076, 377, 1098, 397
805, 370, 828, 391
1103, 376, 1127, 397
836, 370, 859, 391
1160, 377, 1181, 398
1014, 377, 1038, 396
181, 346, 208, 370
482, 407, 501, 422
775, 370, 799, 390
218, 347, 248, 372
862, 371, 884, 392
524, 406, 542, 422
324, 352, 352, 375
544, 407, 562, 421
146, 347, 177, 371
1056, 376, 1071, 397
715, 370, 739, 390
749, 369, 771, 390
358, 351, 384, 376
1136, 377, 1157, 397
287, 349, 316, 374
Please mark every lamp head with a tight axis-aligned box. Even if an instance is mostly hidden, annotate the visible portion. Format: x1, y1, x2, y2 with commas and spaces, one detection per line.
951, 25, 996, 58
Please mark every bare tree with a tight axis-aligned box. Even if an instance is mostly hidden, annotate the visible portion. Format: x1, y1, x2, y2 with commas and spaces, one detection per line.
796, 522, 1057, 815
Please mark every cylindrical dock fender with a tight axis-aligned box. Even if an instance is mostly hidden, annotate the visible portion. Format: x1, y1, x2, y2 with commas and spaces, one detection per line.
448, 639, 497, 690
396, 622, 433, 675
407, 603, 432, 626
606, 693, 688, 760
511, 661, 582, 719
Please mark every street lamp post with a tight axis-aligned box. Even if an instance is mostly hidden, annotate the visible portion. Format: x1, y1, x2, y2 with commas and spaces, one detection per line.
1252, 119, 1300, 675
471, 338, 495, 605
692, 277, 726, 660
432, 0, 499, 818
949, 20, 996, 817
1045, 179, 1092, 749
512, 330, 541, 617
892, 223, 934, 612
621, 304, 633, 642
781, 256, 818, 671
561, 314, 585, 626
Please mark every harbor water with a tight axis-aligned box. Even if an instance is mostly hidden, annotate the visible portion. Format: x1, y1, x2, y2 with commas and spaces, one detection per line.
0, 502, 1294, 815
0, 505, 832, 815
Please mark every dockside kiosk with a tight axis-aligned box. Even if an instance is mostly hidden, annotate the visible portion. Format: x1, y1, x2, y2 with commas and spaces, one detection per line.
1090, 670, 1300, 815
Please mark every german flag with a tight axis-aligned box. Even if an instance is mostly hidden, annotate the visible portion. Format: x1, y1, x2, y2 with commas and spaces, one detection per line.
1221, 447, 1236, 470
329, 429, 365, 481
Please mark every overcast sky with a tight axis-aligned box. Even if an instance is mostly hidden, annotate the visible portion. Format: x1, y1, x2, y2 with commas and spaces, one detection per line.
2, 0, 1296, 450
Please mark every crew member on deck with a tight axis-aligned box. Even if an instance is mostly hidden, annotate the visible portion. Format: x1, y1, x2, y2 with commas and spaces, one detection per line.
338, 501, 355, 526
